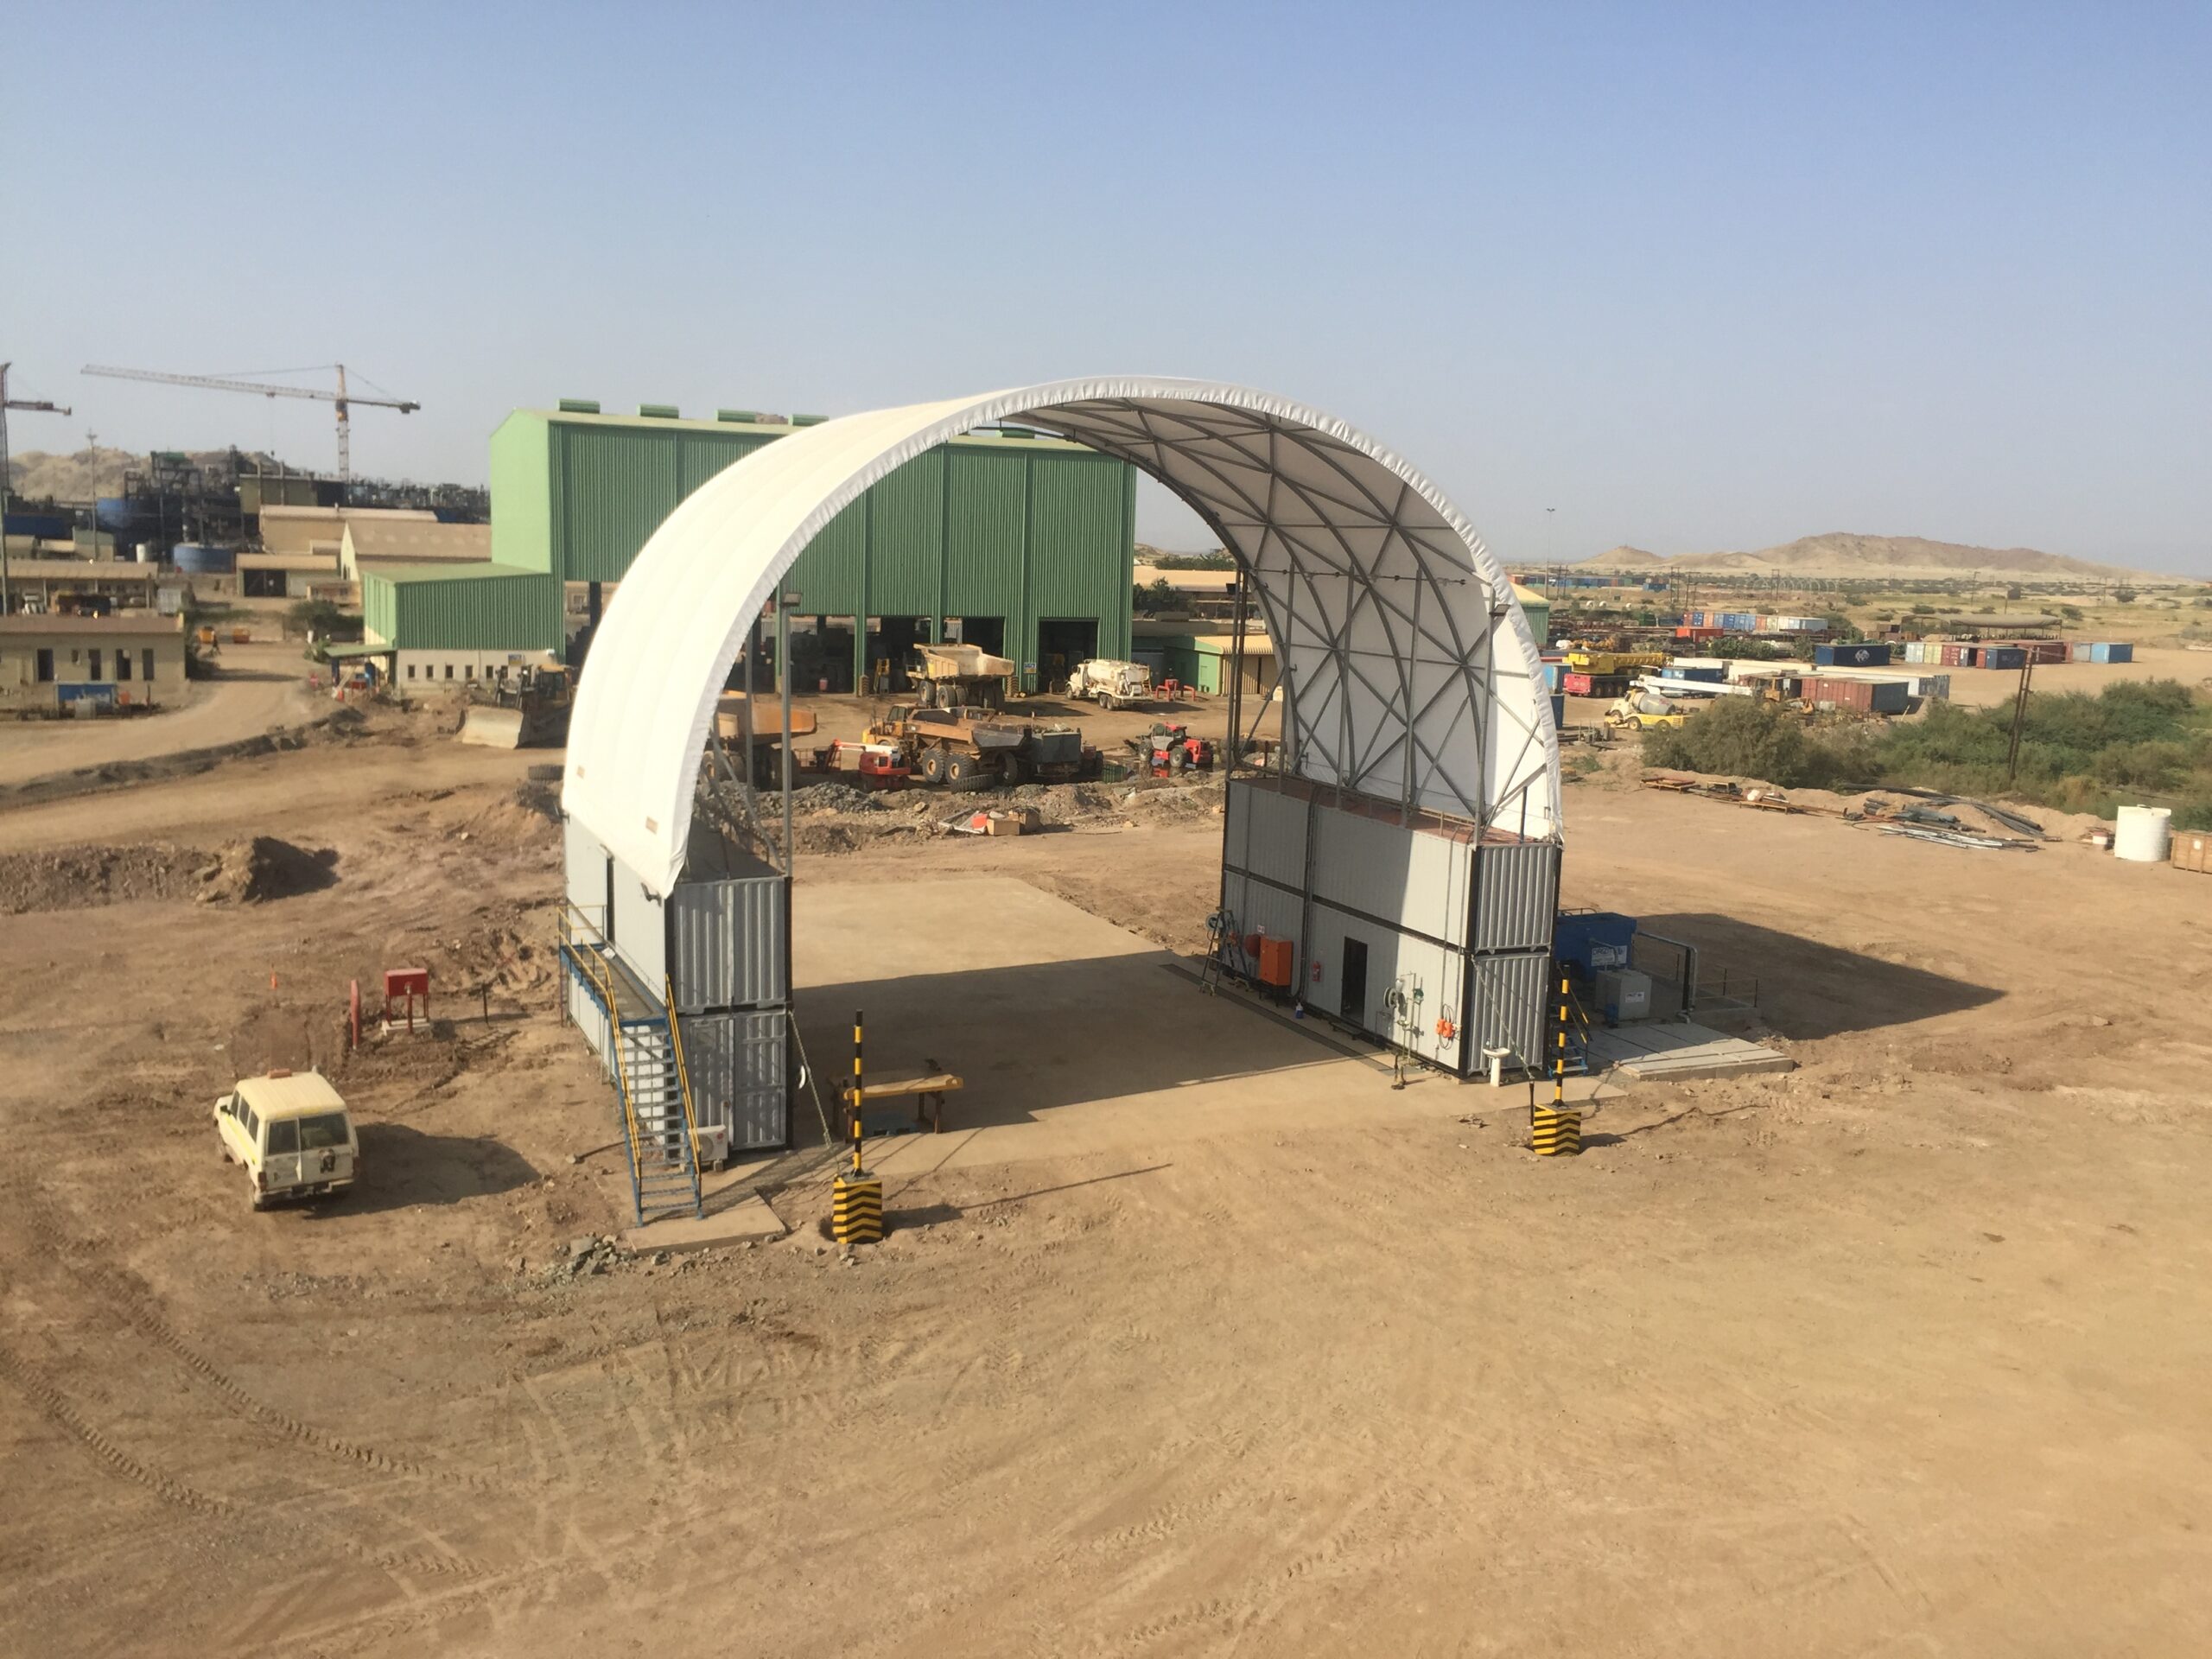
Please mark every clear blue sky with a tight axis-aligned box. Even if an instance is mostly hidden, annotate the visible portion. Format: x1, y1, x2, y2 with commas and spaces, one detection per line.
6, 2, 2207, 573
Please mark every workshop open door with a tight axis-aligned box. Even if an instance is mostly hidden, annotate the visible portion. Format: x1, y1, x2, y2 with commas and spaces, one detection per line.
1339, 937, 1370, 1025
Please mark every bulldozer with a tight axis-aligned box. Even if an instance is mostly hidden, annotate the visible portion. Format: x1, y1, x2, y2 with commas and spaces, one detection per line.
458, 663, 575, 748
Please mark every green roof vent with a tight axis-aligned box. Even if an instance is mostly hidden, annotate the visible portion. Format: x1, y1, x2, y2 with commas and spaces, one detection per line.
639, 403, 679, 419
557, 397, 601, 414
716, 409, 761, 423
790, 412, 828, 427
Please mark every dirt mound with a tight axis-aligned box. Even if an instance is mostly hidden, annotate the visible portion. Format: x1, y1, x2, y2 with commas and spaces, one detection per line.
793, 782, 893, 815
0, 842, 211, 913
195, 836, 339, 903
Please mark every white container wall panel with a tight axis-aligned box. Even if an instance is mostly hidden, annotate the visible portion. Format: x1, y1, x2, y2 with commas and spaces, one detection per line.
679, 1010, 788, 1150
1470, 841, 1561, 954
607, 853, 668, 992
1464, 949, 1552, 1075
667, 875, 786, 1013
1310, 798, 1473, 947
1224, 778, 1308, 890
564, 966, 614, 1081
1306, 902, 1467, 1072
1219, 869, 1305, 960
563, 815, 610, 925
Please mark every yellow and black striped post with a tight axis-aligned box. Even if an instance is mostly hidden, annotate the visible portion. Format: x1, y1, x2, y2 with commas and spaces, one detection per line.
833, 1006, 884, 1242
1533, 972, 1582, 1156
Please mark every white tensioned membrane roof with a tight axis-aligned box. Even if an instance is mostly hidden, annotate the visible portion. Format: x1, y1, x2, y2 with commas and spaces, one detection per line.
565, 378, 1560, 895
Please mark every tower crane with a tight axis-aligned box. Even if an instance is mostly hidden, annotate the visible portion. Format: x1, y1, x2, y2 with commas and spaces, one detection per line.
80, 363, 418, 490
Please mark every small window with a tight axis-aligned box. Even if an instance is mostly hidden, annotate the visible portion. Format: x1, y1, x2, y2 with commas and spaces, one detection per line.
88, 649, 103, 680
34, 648, 54, 683
297, 1113, 350, 1151
243, 1106, 260, 1141
406, 664, 416, 681
265, 1117, 300, 1155
444, 664, 454, 680
116, 650, 133, 682
465, 664, 474, 680
142, 649, 155, 682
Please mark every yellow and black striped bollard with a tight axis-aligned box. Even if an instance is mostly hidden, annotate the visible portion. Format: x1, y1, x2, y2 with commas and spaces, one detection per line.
1532, 972, 1582, 1156
832, 1007, 884, 1243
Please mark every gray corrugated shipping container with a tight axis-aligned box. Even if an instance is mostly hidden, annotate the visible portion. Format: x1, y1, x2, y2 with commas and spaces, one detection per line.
668, 876, 785, 1011
1224, 778, 1309, 889
678, 1010, 787, 1150
1470, 842, 1560, 953
1310, 796, 1473, 945
1463, 950, 1551, 1072
1307, 906, 1467, 1073
1219, 868, 1304, 955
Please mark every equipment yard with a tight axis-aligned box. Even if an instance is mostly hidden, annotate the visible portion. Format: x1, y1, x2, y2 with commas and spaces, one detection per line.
3, 706, 2208, 1658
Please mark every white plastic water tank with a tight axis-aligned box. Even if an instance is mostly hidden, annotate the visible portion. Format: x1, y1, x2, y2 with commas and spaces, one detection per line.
2113, 805, 2172, 863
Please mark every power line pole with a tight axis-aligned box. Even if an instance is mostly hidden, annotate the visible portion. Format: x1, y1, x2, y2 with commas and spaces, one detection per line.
2005, 652, 2037, 784
0, 362, 75, 616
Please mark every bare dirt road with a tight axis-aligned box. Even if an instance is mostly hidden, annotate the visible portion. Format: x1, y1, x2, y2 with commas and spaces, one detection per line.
0, 641, 323, 786
2, 715, 2209, 1657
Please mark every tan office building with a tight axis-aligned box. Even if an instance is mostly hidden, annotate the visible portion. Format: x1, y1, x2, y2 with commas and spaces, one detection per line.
0, 614, 190, 715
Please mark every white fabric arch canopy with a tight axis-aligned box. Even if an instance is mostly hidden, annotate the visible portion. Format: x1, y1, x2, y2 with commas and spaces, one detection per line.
563, 378, 1560, 894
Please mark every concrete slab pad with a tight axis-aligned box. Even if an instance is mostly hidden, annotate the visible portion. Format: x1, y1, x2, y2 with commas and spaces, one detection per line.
621, 1192, 786, 1254
789, 876, 1476, 1179
1586, 1020, 1794, 1082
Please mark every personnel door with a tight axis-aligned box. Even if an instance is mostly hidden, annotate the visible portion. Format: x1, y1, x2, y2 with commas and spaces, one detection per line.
1339, 938, 1370, 1026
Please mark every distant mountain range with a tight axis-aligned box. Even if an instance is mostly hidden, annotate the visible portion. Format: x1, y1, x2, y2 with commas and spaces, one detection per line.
1565, 533, 2151, 581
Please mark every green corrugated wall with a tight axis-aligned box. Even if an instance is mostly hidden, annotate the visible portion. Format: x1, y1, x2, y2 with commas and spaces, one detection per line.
486, 410, 1135, 682
362, 566, 563, 651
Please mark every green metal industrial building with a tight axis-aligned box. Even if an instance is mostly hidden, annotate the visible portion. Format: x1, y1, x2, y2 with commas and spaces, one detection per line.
362, 403, 1140, 691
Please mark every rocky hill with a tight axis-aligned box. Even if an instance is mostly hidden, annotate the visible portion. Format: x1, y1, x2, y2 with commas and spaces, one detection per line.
4, 446, 284, 503
1580, 545, 1667, 570
1567, 532, 2142, 581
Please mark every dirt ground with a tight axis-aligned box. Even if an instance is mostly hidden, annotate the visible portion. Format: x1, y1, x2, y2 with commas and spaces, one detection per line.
3, 703, 2209, 1657
0, 641, 324, 786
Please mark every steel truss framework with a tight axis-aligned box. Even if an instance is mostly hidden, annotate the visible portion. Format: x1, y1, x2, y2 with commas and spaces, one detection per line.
564, 379, 1560, 896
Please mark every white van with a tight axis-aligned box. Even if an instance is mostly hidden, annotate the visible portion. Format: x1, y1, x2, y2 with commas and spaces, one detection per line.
213, 1071, 359, 1211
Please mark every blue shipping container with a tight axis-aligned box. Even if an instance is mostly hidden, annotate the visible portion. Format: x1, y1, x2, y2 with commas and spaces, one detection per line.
1815, 642, 1892, 667
1980, 646, 2027, 670
2089, 642, 2133, 664
1554, 912, 1637, 977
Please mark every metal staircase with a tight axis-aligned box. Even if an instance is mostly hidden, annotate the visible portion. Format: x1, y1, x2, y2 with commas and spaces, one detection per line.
558, 909, 705, 1225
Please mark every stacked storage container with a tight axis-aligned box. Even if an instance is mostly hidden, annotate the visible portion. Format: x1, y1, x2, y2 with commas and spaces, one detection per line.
1805, 677, 1909, 714
1815, 642, 1892, 667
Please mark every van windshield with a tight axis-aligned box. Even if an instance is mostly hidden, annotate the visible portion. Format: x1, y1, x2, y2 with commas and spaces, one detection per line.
297, 1113, 351, 1150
